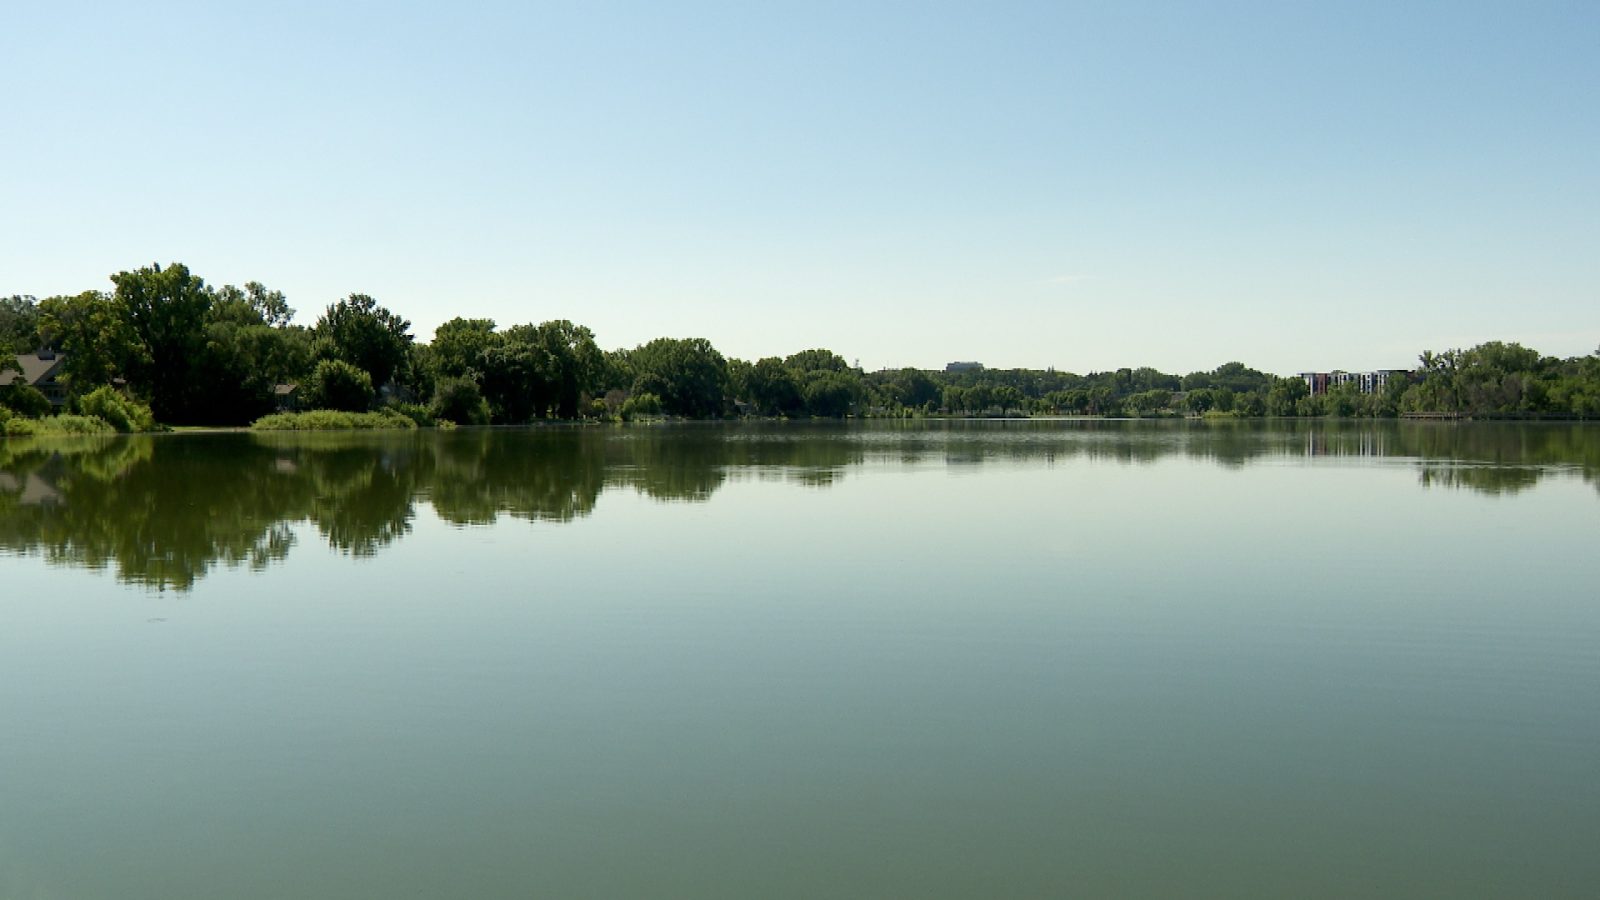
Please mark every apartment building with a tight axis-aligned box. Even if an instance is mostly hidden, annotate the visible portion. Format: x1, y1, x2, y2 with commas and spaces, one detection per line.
1297, 369, 1409, 396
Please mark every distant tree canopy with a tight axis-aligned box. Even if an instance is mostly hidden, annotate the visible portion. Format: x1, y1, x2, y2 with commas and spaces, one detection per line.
7, 262, 1600, 426
420, 317, 602, 423
626, 337, 729, 418
30, 265, 313, 424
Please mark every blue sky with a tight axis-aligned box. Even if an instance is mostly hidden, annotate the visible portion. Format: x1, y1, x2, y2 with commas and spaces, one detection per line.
3, 1, 1595, 374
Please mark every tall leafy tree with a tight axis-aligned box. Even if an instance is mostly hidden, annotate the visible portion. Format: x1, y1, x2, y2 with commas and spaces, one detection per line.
784, 348, 850, 373
314, 294, 413, 391
887, 368, 941, 410
629, 337, 729, 418
799, 370, 860, 417
1266, 377, 1308, 416
430, 317, 500, 381
0, 294, 30, 383
399, 343, 438, 405
521, 320, 602, 419
478, 339, 549, 423
110, 262, 216, 421
475, 320, 603, 422
1, 295, 41, 353
743, 357, 804, 415
38, 290, 146, 394
215, 282, 295, 328
192, 287, 313, 424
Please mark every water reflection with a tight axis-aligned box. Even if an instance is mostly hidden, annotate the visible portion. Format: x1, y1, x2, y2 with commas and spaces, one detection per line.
3, 421, 1596, 590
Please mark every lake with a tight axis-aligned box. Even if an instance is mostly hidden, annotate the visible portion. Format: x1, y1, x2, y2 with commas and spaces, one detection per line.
2, 420, 1597, 898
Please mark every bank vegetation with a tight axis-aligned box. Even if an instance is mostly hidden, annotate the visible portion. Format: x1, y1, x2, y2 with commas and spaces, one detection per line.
4, 263, 1598, 431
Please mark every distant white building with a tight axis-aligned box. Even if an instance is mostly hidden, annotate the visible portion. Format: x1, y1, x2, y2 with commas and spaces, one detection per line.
1298, 368, 1409, 396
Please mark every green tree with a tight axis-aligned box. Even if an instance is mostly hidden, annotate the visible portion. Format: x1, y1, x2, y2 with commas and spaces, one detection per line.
75, 386, 156, 432
1414, 349, 1463, 413
314, 294, 413, 391
111, 262, 215, 422
1324, 384, 1362, 417
1088, 385, 1116, 415
478, 339, 548, 423
1455, 341, 1549, 414
1, 295, 41, 353
305, 359, 375, 412
742, 356, 804, 416
431, 376, 490, 425
619, 391, 662, 420
991, 384, 1025, 414
38, 290, 145, 396
1, 382, 52, 417
191, 284, 312, 424
1234, 390, 1267, 417
1125, 389, 1172, 415
628, 337, 729, 418
886, 368, 941, 410
215, 282, 295, 328
448, 319, 601, 422
784, 348, 850, 373
1267, 377, 1309, 417
399, 343, 438, 405
800, 370, 859, 417
1183, 361, 1273, 395
598, 348, 636, 394
430, 317, 500, 381
522, 320, 602, 419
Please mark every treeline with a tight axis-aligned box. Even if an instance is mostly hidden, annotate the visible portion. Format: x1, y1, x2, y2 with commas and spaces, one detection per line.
4, 262, 1600, 426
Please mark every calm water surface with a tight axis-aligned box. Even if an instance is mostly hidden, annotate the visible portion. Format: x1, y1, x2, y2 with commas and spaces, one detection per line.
2, 421, 1598, 898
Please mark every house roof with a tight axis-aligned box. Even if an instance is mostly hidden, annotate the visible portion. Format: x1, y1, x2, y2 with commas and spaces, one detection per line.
1, 351, 66, 388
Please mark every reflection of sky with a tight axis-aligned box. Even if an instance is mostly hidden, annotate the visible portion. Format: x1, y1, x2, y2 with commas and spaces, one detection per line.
3, 445, 1599, 897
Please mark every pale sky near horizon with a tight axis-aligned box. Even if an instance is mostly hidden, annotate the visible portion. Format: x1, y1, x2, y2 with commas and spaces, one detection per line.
3, 1, 1596, 376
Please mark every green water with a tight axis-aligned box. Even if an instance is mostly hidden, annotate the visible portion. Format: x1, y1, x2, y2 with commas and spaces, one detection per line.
2, 421, 1597, 898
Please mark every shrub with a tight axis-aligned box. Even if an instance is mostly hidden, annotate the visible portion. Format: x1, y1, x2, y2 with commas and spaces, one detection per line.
250, 409, 417, 431
3, 414, 115, 436
384, 401, 435, 427
75, 386, 157, 433
431, 377, 489, 426
305, 359, 375, 412
619, 391, 662, 420
1, 383, 53, 418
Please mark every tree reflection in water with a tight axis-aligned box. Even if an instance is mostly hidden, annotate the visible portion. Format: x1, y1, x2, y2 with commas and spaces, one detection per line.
2, 421, 1596, 590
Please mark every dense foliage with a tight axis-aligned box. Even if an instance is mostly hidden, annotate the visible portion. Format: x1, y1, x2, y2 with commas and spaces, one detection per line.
2, 414, 115, 436
6, 264, 1600, 427
251, 410, 419, 431
1, 382, 53, 418
304, 359, 376, 413
74, 386, 156, 433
